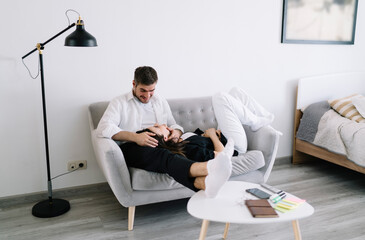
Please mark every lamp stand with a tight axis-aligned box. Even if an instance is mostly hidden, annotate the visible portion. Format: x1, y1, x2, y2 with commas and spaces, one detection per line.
22, 13, 97, 218
31, 46, 70, 218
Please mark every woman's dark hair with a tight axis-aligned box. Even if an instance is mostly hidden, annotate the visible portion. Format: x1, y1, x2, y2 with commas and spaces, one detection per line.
137, 128, 186, 157
134, 66, 158, 86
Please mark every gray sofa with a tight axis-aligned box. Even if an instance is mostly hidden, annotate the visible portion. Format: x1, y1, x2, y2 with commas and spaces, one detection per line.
88, 96, 281, 230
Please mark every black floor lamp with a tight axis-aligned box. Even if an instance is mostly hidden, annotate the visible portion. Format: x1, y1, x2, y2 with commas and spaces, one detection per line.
22, 10, 97, 218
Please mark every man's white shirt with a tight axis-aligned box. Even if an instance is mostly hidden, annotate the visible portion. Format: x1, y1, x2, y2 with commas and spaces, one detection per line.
138, 100, 157, 129
96, 90, 184, 140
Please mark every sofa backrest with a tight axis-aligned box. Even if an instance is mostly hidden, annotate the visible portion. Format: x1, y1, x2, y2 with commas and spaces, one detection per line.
168, 96, 217, 132
89, 101, 109, 130
88, 96, 218, 132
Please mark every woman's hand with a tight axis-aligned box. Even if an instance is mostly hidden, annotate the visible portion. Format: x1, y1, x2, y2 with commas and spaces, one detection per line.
203, 128, 224, 154
203, 128, 221, 139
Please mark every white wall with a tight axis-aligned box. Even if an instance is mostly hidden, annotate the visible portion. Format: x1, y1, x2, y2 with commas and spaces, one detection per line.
1, 0, 364, 198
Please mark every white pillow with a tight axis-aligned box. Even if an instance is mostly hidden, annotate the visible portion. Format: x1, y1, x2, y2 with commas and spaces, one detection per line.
353, 95, 365, 118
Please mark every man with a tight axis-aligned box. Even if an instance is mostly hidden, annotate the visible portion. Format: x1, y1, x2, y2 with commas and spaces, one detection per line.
97, 66, 183, 146
97, 66, 232, 197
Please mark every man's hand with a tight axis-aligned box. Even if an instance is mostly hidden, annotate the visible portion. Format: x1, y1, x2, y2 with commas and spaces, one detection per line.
134, 132, 159, 147
167, 128, 182, 143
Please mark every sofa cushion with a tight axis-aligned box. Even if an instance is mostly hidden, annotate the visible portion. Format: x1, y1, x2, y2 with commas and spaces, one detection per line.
231, 150, 265, 176
129, 167, 185, 190
130, 150, 265, 190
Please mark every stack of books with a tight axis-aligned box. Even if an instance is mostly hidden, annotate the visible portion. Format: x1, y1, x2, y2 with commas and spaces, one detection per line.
274, 197, 306, 213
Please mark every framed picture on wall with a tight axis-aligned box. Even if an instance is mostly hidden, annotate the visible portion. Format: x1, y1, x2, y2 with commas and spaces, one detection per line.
281, 0, 359, 44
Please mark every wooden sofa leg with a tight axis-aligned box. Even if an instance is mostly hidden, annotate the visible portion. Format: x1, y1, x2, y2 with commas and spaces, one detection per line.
128, 206, 136, 231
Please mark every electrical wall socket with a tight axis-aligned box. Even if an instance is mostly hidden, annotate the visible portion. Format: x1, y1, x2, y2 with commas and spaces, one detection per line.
67, 160, 87, 171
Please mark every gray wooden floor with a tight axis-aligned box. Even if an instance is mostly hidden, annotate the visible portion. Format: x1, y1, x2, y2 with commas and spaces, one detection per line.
1, 159, 365, 240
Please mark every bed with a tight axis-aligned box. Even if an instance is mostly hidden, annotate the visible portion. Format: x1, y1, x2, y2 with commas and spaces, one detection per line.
292, 72, 365, 174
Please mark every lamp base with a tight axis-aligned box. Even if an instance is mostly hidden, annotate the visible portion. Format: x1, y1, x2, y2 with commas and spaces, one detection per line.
32, 199, 70, 218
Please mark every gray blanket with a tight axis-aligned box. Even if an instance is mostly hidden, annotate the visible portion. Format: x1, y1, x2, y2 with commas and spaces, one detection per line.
296, 101, 331, 143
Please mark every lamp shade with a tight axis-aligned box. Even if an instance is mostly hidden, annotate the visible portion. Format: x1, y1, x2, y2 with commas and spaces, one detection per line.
65, 21, 97, 47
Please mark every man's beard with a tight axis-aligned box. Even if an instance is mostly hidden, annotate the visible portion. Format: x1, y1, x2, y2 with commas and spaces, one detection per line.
133, 88, 149, 103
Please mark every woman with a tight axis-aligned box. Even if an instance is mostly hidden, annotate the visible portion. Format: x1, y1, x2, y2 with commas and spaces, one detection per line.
139, 124, 238, 161
121, 124, 235, 198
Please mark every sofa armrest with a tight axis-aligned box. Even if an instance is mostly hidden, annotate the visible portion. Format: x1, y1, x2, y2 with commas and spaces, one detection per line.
243, 125, 281, 183
90, 129, 134, 207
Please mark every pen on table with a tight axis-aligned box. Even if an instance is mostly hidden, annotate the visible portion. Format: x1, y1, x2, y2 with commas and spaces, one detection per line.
278, 192, 286, 199
269, 194, 280, 202
270, 192, 286, 203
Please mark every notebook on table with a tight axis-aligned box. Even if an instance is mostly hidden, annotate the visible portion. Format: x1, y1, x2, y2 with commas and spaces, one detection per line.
245, 199, 278, 218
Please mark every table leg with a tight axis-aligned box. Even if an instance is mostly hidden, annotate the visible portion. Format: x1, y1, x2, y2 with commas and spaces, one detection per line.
292, 220, 302, 240
223, 222, 230, 239
199, 219, 210, 240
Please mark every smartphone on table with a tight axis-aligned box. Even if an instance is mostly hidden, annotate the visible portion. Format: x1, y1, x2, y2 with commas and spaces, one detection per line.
245, 188, 271, 199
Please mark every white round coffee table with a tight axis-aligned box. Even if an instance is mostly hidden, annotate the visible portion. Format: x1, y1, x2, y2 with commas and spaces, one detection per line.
187, 181, 314, 240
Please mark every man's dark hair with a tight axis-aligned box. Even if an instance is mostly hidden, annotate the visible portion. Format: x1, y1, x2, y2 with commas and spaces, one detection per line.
134, 66, 158, 86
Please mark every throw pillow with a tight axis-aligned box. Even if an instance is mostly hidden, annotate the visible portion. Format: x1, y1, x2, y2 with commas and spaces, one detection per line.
353, 95, 365, 119
328, 94, 365, 123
